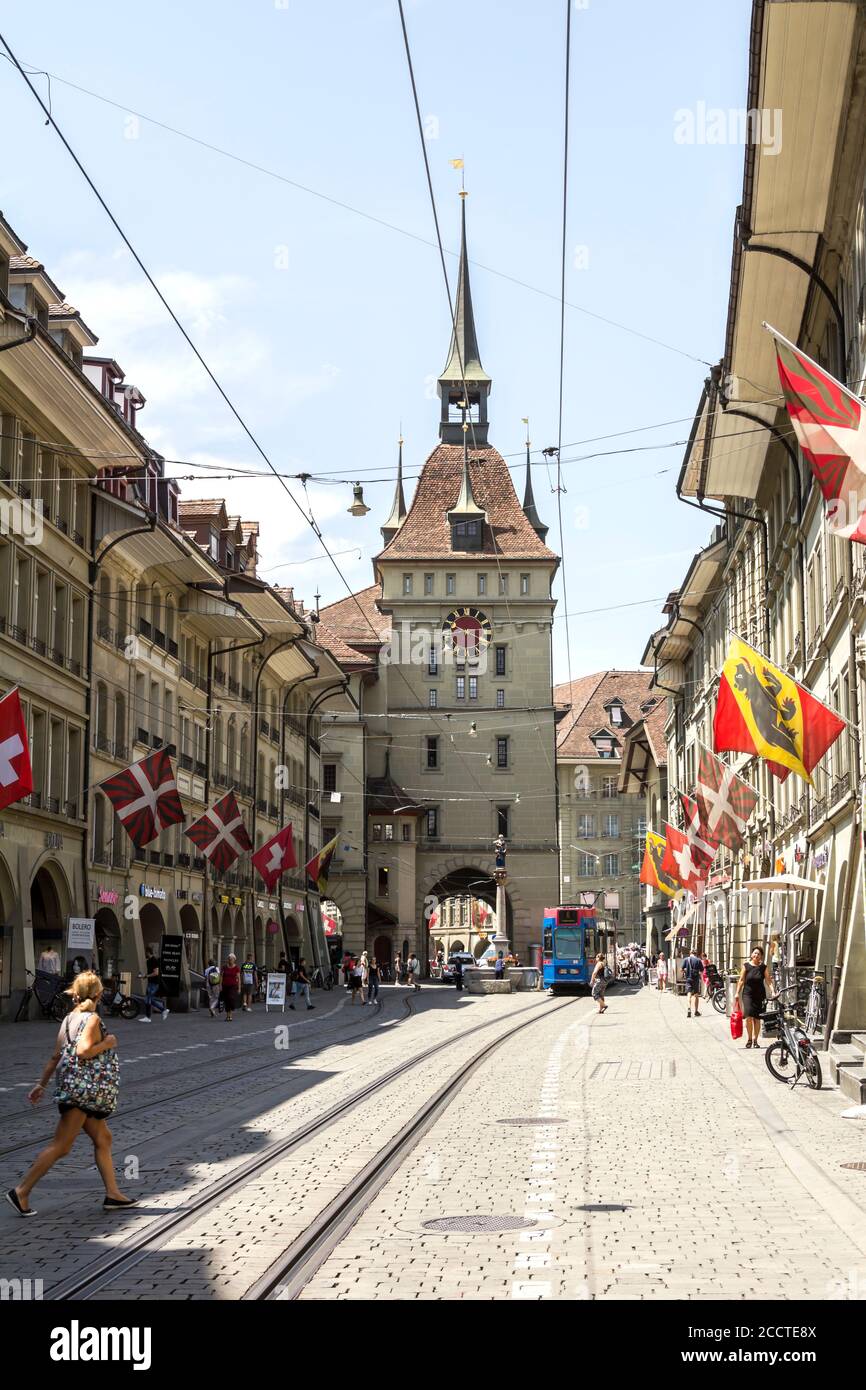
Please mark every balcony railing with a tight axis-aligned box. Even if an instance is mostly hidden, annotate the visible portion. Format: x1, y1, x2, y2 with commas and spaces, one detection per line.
228, 677, 240, 696
268, 803, 279, 819
256, 798, 267, 813
49, 648, 63, 666
828, 770, 851, 807
178, 852, 191, 867
67, 656, 83, 678
72, 530, 85, 548
259, 719, 271, 738
8, 624, 27, 644
153, 629, 166, 651
92, 849, 110, 866
168, 639, 178, 659
54, 515, 68, 534
214, 667, 226, 687
193, 856, 205, 871
242, 685, 252, 702
136, 728, 150, 746
30, 636, 46, 657
96, 623, 114, 646
65, 800, 79, 819
194, 759, 206, 777
148, 850, 161, 865
179, 752, 193, 771
180, 662, 195, 685
138, 618, 152, 640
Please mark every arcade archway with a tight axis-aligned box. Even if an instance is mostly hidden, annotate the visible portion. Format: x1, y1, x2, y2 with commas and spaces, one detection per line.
31, 861, 71, 968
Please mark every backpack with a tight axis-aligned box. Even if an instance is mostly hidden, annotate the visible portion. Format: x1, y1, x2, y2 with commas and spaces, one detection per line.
206, 966, 220, 987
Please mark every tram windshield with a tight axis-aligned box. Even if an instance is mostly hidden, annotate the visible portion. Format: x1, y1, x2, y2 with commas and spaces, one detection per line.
555, 927, 584, 956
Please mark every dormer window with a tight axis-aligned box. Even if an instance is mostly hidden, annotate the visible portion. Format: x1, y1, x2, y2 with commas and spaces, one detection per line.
609, 703, 624, 726
452, 519, 482, 551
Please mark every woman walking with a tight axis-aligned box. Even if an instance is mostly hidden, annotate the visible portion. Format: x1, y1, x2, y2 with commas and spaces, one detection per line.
736, 945, 774, 1049
204, 959, 222, 1017
350, 955, 363, 1004
656, 952, 668, 993
221, 954, 241, 1022
367, 956, 381, 1005
590, 953, 609, 1014
6, 971, 134, 1216
359, 950, 370, 1005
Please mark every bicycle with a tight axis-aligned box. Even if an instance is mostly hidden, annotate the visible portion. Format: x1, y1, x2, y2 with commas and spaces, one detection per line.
14, 968, 73, 1023
311, 966, 335, 990
97, 979, 140, 1020
761, 984, 823, 1090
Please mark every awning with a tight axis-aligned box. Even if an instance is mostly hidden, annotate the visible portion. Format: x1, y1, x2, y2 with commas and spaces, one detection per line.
111, 524, 221, 584
181, 588, 259, 640
745, 876, 825, 893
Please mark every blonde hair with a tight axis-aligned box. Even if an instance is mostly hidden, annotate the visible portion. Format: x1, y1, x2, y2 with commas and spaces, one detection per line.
70, 970, 104, 1012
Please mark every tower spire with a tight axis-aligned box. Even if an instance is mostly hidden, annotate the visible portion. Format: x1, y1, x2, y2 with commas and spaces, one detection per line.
380, 435, 408, 545
437, 193, 492, 445
520, 417, 548, 542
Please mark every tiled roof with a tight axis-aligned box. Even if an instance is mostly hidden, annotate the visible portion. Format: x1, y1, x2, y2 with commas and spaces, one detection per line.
318, 584, 390, 645
178, 499, 226, 518
554, 669, 656, 759
377, 443, 558, 561
366, 774, 426, 815
10, 254, 42, 271
643, 701, 669, 767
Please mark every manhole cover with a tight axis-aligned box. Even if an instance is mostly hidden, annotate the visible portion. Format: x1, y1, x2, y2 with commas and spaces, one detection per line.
422, 1215, 538, 1234
841, 1161, 866, 1171
498, 1117, 566, 1126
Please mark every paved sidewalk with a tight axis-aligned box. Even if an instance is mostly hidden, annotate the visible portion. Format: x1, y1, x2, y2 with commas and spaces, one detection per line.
299, 985, 866, 1301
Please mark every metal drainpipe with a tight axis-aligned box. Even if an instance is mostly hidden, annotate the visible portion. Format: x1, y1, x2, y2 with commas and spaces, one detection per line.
0, 316, 37, 352
278, 667, 320, 960
303, 680, 350, 972
82, 507, 157, 922
205, 616, 266, 962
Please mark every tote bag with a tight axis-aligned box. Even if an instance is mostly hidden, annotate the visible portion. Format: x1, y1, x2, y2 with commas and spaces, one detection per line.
54, 1013, 120, 1116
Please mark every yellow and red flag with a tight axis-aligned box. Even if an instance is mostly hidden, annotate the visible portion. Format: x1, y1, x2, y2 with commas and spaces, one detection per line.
304, 834, 339, 895
639, 830, 679, 898
713, 636, 844, 784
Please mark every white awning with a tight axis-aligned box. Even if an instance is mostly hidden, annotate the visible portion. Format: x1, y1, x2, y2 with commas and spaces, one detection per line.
745, 875, 825, 893
181, 589, 259, 639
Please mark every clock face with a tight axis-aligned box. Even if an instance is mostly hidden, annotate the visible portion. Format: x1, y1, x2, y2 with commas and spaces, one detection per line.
442, 606, 492, 656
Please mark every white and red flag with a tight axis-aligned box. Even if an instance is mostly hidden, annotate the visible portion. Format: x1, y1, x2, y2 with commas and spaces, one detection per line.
769, 324, 866, 541
252, 824, 297, 892
661, 820, 712, 896
0, 688, 33, 812
99, 749, 185, 848
185, 791, 252, 874
680, 791, 720, 859
694, 746, 758, 851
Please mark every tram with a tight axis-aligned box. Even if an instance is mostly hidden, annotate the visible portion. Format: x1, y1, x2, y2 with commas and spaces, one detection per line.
541, 905, 618, 994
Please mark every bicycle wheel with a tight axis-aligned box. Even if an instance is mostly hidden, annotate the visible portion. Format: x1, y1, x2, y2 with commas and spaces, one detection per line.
120, 997, 140, 1020
765, 1040, 795, 1082
50, 990, 73, 1022
800, 1044, 822, 1090
712, 989, 727, 1014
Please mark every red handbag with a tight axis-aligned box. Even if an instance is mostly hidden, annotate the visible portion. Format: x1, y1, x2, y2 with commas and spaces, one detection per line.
730, 1004, 743, 1040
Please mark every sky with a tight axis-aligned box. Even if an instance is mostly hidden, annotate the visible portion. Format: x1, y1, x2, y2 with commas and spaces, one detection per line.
0, 0, 752, 684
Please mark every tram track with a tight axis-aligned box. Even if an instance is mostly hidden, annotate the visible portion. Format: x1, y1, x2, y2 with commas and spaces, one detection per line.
0, 992, 409, 1160
49, 994, 572, 1301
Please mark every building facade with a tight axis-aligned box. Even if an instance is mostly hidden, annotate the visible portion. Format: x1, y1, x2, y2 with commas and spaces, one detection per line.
556, 671, 658, 944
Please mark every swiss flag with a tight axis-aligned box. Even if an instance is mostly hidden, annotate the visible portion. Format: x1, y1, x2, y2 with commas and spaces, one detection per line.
0, 688, 33, 811
252, 824, 297, 892
661, 822, 709, 895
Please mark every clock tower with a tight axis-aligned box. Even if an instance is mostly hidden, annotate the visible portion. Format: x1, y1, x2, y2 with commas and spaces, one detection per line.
360, 198, 562, 964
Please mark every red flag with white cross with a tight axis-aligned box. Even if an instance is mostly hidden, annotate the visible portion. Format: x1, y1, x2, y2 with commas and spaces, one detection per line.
252, 824, 297, 892
185, 791, 252, 874
0, 688, 33, 812
661, 822, 711, 895
99, 749, 185, 848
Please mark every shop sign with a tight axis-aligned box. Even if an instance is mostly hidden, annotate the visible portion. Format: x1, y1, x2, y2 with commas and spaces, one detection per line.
45, 832, 63, 850
184, 930, 199, 939
67, 917, 95, 950
175, 889, 188, 900
256, 899, 267, 910
97, 888, 120, 906
218, 893, 230, 905
231, 895, 242, 907
192, 892, 203, 903
268, 900, 278, 912
159, 935, 183, 998
140, 884, 167, 901
814, 847, 830, 870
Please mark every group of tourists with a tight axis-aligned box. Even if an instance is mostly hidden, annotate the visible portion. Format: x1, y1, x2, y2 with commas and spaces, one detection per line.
201, 953, 315, 1019
340, 950, 421, 1002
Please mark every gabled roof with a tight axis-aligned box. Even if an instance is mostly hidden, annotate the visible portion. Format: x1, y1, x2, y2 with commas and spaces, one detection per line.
376, 444, 557, 561
555, 669, 655, 759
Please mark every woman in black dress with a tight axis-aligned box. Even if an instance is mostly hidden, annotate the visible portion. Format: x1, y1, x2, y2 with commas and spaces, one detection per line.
735, 945, 774, 1049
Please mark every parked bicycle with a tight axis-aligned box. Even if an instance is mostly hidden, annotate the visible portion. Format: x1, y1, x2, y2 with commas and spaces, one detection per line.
705, 968, 727, 1015
311, 966, 335, 990
98, 978, 140, 1020
14, 968, 73, 1023
761, 984, 822, 1090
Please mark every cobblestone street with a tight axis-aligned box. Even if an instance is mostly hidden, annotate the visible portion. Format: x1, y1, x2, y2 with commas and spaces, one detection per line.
2, 982, 865, 1302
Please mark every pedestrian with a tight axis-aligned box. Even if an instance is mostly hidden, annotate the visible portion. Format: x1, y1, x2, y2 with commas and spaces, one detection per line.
342, 954, 354, 988
735, 945, 774, 1049
6, 970, 135, 1217
290, 958, 314, 1011
494, 951, 505, 980
683, 947, 704, 1018
367, 956, 381, 1005
204, 959, 221, 1017
393, 955, 403, 985
590, 953, 608, 1014
700, 952, 712, 999
349, 954, 363, 1004
277, 953, 289, 977
407, 952, 421, 992
138, 944, 169, 1023
452, 956, 464, 991
220, 954, 241, 1021
656, 952, 668, 993
241, 954, 257, 1012
359, 950, 370, 1004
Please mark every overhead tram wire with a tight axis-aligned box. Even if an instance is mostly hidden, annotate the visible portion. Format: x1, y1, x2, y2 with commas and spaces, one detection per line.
0, 52, 711, 369
554, 0, 575, 702
0, 27, 442, 731
396, 0, 557, 784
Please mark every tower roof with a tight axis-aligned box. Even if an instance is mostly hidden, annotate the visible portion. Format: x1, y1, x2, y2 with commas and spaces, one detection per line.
376, 444, 558, 562
380, 437, 408, 543
521, 440, 549, 542
438, 198, 491, 388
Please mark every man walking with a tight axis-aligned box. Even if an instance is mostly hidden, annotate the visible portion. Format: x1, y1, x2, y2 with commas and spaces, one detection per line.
290, 958, 314, 1011
139, 945, 169, 1023
407, 952, 421, 993
684, 947, 704, 1019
